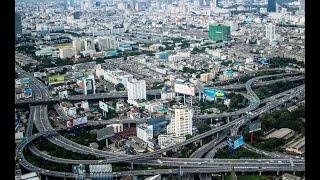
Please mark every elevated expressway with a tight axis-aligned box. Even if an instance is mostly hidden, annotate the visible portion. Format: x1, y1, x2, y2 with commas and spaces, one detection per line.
17, 88, 305, 177
15, 68, 303, 105
15, 65, 305, 178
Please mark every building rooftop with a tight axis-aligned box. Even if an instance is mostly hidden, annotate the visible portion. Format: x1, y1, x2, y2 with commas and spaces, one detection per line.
96, 127, 114, 141
265, 128, 295, 139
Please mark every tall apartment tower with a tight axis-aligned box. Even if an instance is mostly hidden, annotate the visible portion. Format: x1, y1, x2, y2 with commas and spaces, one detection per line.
167, 105, 193, 137
97, 36, 118, 51
265, 23, 276, 42
15, 12, 22, 41
127, 79, 146, 100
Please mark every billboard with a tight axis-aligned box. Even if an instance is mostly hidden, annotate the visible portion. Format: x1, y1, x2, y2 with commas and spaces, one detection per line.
99, 101, 109, 112
174, 83, 195, 96
67, 118, 74, 128
75, 101, 90, 111
81, 101, 89, 110
67, 107, 77, 118
67, 116, 88, 128
204, 88, 226, 99
249, 121, 262, 133
48, 74, 65, 85
21, 78, 31, 84
23, 87, 32, 98
89, 164, 112, 173
233, 135, 244, 149
227, 135, 244, 150
59, 90, 68, 98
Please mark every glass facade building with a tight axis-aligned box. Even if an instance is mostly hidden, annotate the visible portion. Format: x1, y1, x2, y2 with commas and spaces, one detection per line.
208, 24, 231, 41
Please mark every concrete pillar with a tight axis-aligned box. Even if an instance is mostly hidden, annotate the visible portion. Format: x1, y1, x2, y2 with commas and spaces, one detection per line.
277, 171, 279, 175
205, 173, 211, 180
131, 161, 134, 170
128, 123, 131, 128
45, 176, 48, 180
259, 171, 262, 176
182, 175, 189, 180
83, 78, 87, 95
200, 139, 203, 146
242, 171, 244, 175
106, 138, 108, 148
293, 171, 296, 175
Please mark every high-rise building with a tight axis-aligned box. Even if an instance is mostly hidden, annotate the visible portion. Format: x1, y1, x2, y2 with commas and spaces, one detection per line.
83, 75, 96, 95
167, 105, 193, 137
265, 23, 276, 42
209, 24, 231, 41
72, 38, 83, 53
127, 79, 146, 100
267, 0, 276, 12
97, 36, 118, 51
137, 124, 154, 148
59, 47, 76, 59
84, 38, 95, 51
15, 12, 22, 41
72, 37, 95, 52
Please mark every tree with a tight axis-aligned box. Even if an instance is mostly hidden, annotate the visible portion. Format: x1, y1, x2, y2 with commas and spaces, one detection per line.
115, 83, 125, 91
182, 67, 197, 74
194, 121, 211, 133
185, 134, 193, 140
61, 67, 68, 74
96, 58, 105, 64
159, 46, 165, 51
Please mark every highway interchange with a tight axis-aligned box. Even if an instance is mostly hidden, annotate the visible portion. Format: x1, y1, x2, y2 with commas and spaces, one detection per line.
15, 65, 305, 178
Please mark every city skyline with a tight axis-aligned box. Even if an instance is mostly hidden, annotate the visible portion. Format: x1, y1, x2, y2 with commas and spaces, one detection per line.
14, 0, 305, 179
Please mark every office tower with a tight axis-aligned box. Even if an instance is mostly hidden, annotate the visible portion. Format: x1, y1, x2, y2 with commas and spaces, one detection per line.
127, 79, 146, 100
167, 105, 193, 137
267, 0, 276, 12
209, 24, 231, 41
15, 12, 22, 41
265, 23, 276, 42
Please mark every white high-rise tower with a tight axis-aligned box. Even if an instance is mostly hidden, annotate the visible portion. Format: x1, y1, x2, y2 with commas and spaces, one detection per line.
167, 105, 193, 137
265, 23, 276, 43
127, 79, 146, 100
